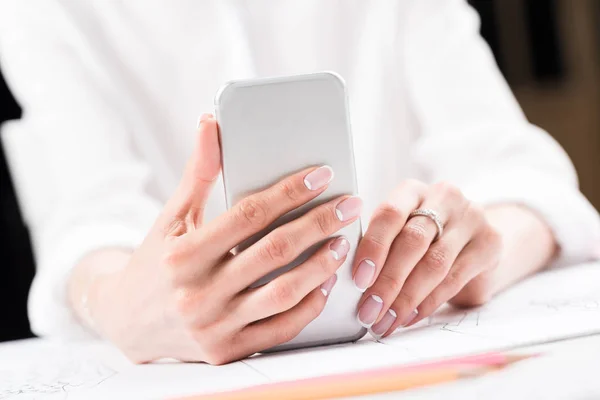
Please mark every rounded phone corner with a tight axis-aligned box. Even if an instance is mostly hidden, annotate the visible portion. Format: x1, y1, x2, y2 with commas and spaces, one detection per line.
348, 326, 369, 343
213, 80, 239, 108
318, 71, 347, 91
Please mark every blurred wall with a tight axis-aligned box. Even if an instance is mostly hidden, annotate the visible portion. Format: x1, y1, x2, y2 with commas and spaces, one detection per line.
471, 0, 600, 210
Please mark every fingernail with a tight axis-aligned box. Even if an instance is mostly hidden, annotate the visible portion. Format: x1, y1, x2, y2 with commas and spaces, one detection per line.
335, 196, 363, 221
353, 259, 375, 292
401, 309, 419, 327
320, 274, 338, 297
357, 295, 384, 328
197, 113, 213, 127
329, 237, 350, 261
304, 165, 334, 191
370, 309, 397, 338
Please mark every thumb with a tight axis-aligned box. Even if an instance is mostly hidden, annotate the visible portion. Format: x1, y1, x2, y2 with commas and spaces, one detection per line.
184, 113, 221, 193
165, 114, 221, 229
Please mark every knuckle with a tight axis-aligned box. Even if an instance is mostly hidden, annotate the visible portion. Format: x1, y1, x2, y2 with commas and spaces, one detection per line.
433, 181, 463, 200
262, 233, 295, 263
377, 273, 403, 295
363, 234, 387, 253
316, 250, 335, 274
468, 202, 485, 218
308, 296, 326, 319
375, 202, 405, 222
268, 281, 296, 310
443, 268, 463, 289
161, 242, 189, 272
174, 287, 201, 318
420, 295, 438, 314
486, 227, 503, 252
396, 290, 415, 308
164, 216, 186, 237
465, 203, 485, 225
274, 326, 301, 345
423, 247, 451, 274
401, 223, 429, 249
314, 208, 336, 236
237, 198, 269, 229
276, 179, 301, 202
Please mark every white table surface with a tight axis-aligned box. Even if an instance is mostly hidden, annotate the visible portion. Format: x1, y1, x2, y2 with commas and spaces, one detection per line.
356, 333, 600, 400
1, 334, 599, 400
1, 262, 599, 400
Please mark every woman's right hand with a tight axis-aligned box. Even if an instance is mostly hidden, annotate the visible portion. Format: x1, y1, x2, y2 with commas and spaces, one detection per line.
83, 115, 362, 365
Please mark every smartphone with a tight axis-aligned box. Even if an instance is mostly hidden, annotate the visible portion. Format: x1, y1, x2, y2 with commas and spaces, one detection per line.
214, 71, 367, 352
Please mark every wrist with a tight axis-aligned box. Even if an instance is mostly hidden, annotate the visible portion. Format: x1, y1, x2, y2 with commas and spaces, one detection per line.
67, 249, 132, 338
485, 203, 556, 289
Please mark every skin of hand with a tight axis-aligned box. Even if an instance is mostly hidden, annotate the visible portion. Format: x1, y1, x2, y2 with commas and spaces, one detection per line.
352, 180, 557, 339
67, 114, 364, 365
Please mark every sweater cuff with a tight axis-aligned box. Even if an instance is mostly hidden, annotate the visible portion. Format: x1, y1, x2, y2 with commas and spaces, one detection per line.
460, 167, 600, 267
27, 223, 147, 339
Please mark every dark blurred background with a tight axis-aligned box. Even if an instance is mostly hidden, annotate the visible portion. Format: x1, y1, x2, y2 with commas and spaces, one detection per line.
1, 0, 599, 342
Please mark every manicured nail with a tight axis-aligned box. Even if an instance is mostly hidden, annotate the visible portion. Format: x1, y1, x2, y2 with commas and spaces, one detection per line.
304, 165, 334, 191
357, 295, 384, 328
329, 237, 350, 261
320, 274, 338, 297
353, 259, 375, 292
401, 309, 419, 327
370, 309, 397, 338
335, 196, 363, 221
197, 113, 213, 127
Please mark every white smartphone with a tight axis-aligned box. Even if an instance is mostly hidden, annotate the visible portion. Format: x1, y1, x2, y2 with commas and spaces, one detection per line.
214, 71, 367, 352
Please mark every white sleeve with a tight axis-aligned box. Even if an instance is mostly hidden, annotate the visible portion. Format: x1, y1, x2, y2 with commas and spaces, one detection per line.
403, 0, 600, 266
0, 1, 162, 337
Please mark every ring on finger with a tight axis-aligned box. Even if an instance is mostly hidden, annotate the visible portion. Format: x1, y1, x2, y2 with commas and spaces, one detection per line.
408, 208, 444, 242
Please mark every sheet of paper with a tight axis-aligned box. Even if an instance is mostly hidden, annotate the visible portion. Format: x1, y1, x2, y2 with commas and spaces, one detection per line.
1, 262, 599, 400
0, 339, 127, 400
362, 334, 600, 400
242, 339, 415, 381
85, 360, 268, 400
0, 340, 265, 400
378, 262, 600, 359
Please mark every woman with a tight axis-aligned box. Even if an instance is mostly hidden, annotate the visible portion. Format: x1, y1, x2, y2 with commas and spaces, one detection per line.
0, 0, 598, 364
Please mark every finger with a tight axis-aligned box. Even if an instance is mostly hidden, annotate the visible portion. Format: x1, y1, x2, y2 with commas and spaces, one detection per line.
228, 285, 333, 362
232, 237, 348, 323
161, 114, 221, 233
352, 180, 426, 292
223, 195, 361, 291
380, 206, 483, 336
407, 238, 495, 327
407, 227, 501, 327
357, 188, 456, 328
185, 164, 335, 263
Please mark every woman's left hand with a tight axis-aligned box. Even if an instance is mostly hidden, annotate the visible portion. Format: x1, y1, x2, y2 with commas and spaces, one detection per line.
353, 180, 503, 339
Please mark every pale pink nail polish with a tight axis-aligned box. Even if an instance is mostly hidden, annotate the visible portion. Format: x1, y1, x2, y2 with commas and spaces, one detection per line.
353, 259, 375, 292
329, 237, 350, 261
357, 295, 384, 328
335, 196, 363, 221
197, 113, 213, 127
371, 309, 397, 338
304, 165, 334, 191
320, 274, 338, 297
401, 309, 419, 327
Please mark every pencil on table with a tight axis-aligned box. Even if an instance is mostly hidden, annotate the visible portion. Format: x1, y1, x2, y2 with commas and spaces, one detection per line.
176, 353, 536, 400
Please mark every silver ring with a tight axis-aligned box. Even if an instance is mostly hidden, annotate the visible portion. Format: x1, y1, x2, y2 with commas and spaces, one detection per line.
408, 209, 444, 241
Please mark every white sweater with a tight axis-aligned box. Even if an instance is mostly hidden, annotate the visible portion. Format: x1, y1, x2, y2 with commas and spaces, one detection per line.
0, 0, 598, 338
